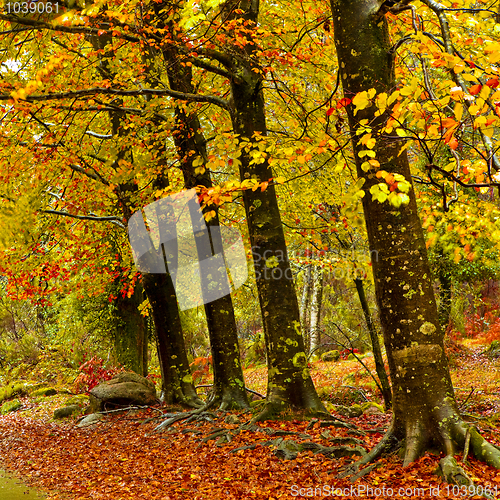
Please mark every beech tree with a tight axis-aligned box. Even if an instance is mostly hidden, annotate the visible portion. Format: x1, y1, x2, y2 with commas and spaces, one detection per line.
331, 0, 500, 474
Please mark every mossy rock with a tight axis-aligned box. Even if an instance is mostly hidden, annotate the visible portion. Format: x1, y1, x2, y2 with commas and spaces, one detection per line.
321, 350, 340, 362
53, 405, 81, 420
0, 383, 27, 403
32, 387, 57, 397
65, 394, 89, 406
332, 404, 363, 418
361, 402, 384, 415
1, 399, 22, 415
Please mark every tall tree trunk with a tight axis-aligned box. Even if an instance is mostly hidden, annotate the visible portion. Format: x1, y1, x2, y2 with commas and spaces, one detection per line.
162, 43, 249, 410
226, 1, 326, 418
353, 277, 392, 409
331, 0, 500, 469
299, 265, 312, 352
308, 266, 323, 354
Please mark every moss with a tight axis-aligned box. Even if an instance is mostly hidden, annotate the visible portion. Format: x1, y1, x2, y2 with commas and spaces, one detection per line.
65, 394, 89, 406
321, 350, 340, 362
31, 387, 57, 397
0, 383, 27, 403
361, 401, 385, 413
1, 399, 22, 414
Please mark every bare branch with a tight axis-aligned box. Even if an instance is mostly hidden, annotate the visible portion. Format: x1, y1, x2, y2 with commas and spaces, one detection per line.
42, 209, 125, 228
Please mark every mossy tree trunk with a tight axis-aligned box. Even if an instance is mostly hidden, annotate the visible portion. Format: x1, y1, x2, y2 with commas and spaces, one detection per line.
224, 0, 326, 417
112, 281, 148, 377
331, 0, 500, 469
142, 272, 203, 407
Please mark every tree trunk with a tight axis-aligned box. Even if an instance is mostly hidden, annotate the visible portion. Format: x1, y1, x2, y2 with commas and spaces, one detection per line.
331, 0, 500, 469
112, 282, 148, 376
299, 265, 312, 352
436, 249, 452, 331
142, 272, 203, 407
308, 266, 323, 354
226, 2, 326, 418
354, 277, 392, 409
163, 45, 249, 410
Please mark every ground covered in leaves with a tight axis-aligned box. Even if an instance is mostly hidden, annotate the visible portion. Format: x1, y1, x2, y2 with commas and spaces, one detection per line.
0, 344, 499, 500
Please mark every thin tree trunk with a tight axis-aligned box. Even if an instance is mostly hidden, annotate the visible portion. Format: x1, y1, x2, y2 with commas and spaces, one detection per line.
353, 277, 392, 409
332, 0, 500, 469
308, 266, 323, 354
300, 265, 312, 352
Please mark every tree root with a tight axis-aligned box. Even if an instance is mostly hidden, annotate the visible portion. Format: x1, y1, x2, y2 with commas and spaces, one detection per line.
250, 400, 332, 424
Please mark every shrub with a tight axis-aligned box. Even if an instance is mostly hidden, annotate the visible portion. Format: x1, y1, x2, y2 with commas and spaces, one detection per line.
73, 355, 122, 393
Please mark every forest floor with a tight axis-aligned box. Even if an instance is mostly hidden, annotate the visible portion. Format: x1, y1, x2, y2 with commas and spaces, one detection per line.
0, 341, 499, 500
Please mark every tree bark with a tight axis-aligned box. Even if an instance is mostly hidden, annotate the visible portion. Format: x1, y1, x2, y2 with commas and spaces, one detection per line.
308, 266, 323, 354
299, 265, 312, 352
142, 272, 203, 407
87, 30, 200, 407
331, 0, 500, 469
112, 281, 148, 376
162, 42, 249, 410
354, 277, 392, 409
225, 1, 327, 418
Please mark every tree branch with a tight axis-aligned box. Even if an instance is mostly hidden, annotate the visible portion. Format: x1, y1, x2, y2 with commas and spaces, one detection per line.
0, 14, 140, 42
1, 86, 231, 111
42, 209, 125, 228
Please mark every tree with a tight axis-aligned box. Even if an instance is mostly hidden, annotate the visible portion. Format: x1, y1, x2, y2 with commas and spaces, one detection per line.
331, 0, 500, 473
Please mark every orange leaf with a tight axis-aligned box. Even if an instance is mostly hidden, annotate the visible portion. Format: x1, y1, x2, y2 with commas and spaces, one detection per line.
469, 84, 482, 95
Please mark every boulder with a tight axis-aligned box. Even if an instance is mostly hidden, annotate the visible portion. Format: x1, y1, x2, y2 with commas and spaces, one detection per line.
332, 404, 363, 418
53, 405, 81, 420
77, 413, 103, 428
89, 372, 157, 412
321, 350, 340, 362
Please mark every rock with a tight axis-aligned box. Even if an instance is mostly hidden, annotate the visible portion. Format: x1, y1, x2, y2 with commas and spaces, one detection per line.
362, 402, 384, 415
89, 372, 157, 412
321, 350, 340, 362
0, 399, 22, 415
77, 413, 103, 428
53, 405, 81, 420
332, 404, 363, 418
32, 387, 57, 397
224, 414, 241, 425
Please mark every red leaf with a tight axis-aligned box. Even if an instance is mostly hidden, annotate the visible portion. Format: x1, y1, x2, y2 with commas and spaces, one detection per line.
336, 98, 351, 109
326, 107, 335, 116
469, 84, 482, 95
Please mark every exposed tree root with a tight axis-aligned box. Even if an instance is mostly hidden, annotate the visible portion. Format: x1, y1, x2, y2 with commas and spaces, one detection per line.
338, 416, 500, 486
249, 400, 331, 424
